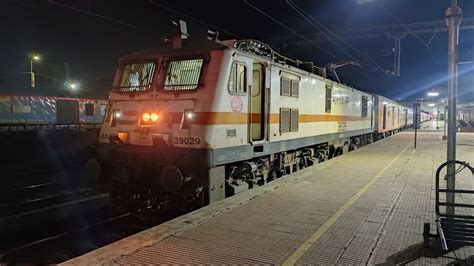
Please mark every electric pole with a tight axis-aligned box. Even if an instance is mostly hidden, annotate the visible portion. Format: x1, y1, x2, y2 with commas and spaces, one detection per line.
446, 0, 462, 215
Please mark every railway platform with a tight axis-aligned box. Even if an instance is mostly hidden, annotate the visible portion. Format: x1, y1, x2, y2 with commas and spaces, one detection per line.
63, 129, 474, 265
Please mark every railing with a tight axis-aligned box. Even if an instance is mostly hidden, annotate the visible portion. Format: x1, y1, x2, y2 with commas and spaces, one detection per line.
434, 160, 474, 250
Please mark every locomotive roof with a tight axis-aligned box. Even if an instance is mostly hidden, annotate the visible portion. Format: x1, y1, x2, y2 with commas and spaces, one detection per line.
121, 38, 377, 100
123, 38, 228, 59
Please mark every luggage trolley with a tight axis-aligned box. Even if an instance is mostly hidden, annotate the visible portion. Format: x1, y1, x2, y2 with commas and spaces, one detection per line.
424, 160, 474, 250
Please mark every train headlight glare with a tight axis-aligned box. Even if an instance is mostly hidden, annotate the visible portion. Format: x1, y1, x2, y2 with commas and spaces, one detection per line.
142, 112, 150, 122
150, 112, 159, 122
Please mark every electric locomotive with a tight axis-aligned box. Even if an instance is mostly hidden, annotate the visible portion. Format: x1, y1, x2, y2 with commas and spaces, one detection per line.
98, 38, 409, 211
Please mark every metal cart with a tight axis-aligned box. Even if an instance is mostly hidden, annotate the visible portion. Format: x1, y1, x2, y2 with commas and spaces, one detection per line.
424, 160, 474, 250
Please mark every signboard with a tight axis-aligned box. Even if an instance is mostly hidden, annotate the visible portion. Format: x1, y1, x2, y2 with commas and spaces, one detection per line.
413, 103, 421, 130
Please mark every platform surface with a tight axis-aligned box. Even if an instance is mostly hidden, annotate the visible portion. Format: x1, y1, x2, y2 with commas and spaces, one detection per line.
63, 129, 474, 265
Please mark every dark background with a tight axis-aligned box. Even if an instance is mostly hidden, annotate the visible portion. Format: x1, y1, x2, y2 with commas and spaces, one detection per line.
1, 0, 473, 101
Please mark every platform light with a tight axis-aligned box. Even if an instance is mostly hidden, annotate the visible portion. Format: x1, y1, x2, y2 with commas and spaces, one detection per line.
428, 92, 439, 97
382, 101, 388, 105
428, 103, 435, 107
69, 83, 78, 90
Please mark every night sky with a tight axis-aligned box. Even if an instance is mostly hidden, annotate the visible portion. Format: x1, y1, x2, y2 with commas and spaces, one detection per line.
1, 0, 474, 102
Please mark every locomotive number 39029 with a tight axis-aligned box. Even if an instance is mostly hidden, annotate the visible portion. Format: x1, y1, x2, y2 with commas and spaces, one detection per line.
174, 137, 201, 145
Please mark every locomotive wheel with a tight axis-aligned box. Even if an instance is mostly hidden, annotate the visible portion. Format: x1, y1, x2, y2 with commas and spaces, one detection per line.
160, 165, 185, 193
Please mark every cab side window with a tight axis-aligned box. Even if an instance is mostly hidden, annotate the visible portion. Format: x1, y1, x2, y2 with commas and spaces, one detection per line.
228, 62, 247, 95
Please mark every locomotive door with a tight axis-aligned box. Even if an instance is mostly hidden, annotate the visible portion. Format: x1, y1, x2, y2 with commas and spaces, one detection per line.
250, 62, 267, 142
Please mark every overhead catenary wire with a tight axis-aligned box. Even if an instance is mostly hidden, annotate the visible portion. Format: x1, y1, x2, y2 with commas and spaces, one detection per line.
48, 0, 155, 33
149, 0, 243, 39
49, 0, 242, 40
243, 0, 374, 81
286, 0, 389, 74
376, 1, 437, 63
242, 0, 340, 60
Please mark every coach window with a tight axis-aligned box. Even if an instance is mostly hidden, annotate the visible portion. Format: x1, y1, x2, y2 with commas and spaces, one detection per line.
85, 103, 94, 116
361, 96, 368, 117
99, 104, 107, 116
325, 84, 332, 113
228, 62, 247, 95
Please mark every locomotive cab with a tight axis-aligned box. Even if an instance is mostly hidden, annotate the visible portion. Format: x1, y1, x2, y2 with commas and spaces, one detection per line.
99, 40, 232, 210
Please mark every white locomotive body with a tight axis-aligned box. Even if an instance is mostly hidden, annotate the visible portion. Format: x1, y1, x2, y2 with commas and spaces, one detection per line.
98, 39, 405, 210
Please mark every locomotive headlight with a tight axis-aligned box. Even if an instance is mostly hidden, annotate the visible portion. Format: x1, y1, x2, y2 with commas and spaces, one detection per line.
150, 112, 159, 122
142, 112, 151, 122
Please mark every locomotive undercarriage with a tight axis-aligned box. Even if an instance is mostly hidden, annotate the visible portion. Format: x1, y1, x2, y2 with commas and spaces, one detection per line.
98, 132, 382, 211
225, 132, 374, 197
98, 145, 210, 212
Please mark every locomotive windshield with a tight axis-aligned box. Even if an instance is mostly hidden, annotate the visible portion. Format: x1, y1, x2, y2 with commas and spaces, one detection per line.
164, 58, 204, 91
117, 62, 155, 92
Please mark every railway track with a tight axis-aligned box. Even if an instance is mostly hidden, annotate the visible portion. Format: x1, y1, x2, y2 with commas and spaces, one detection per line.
0, 174, 176, 263
0, 204, 174, 263
0, 182, 109, 218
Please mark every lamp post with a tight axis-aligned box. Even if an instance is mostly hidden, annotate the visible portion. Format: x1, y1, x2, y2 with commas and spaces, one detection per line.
29, 54, 40, 87
428, 89, 447, 132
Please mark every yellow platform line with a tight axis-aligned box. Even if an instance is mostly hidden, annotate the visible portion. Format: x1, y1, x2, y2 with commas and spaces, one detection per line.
283, 140, 413, 265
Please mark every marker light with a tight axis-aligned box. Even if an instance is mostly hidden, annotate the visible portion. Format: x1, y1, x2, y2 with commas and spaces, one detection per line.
142, 112, 150, 122
150, 112, 159, 122
115, 112, 121, 118
186, 111, 194, 120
